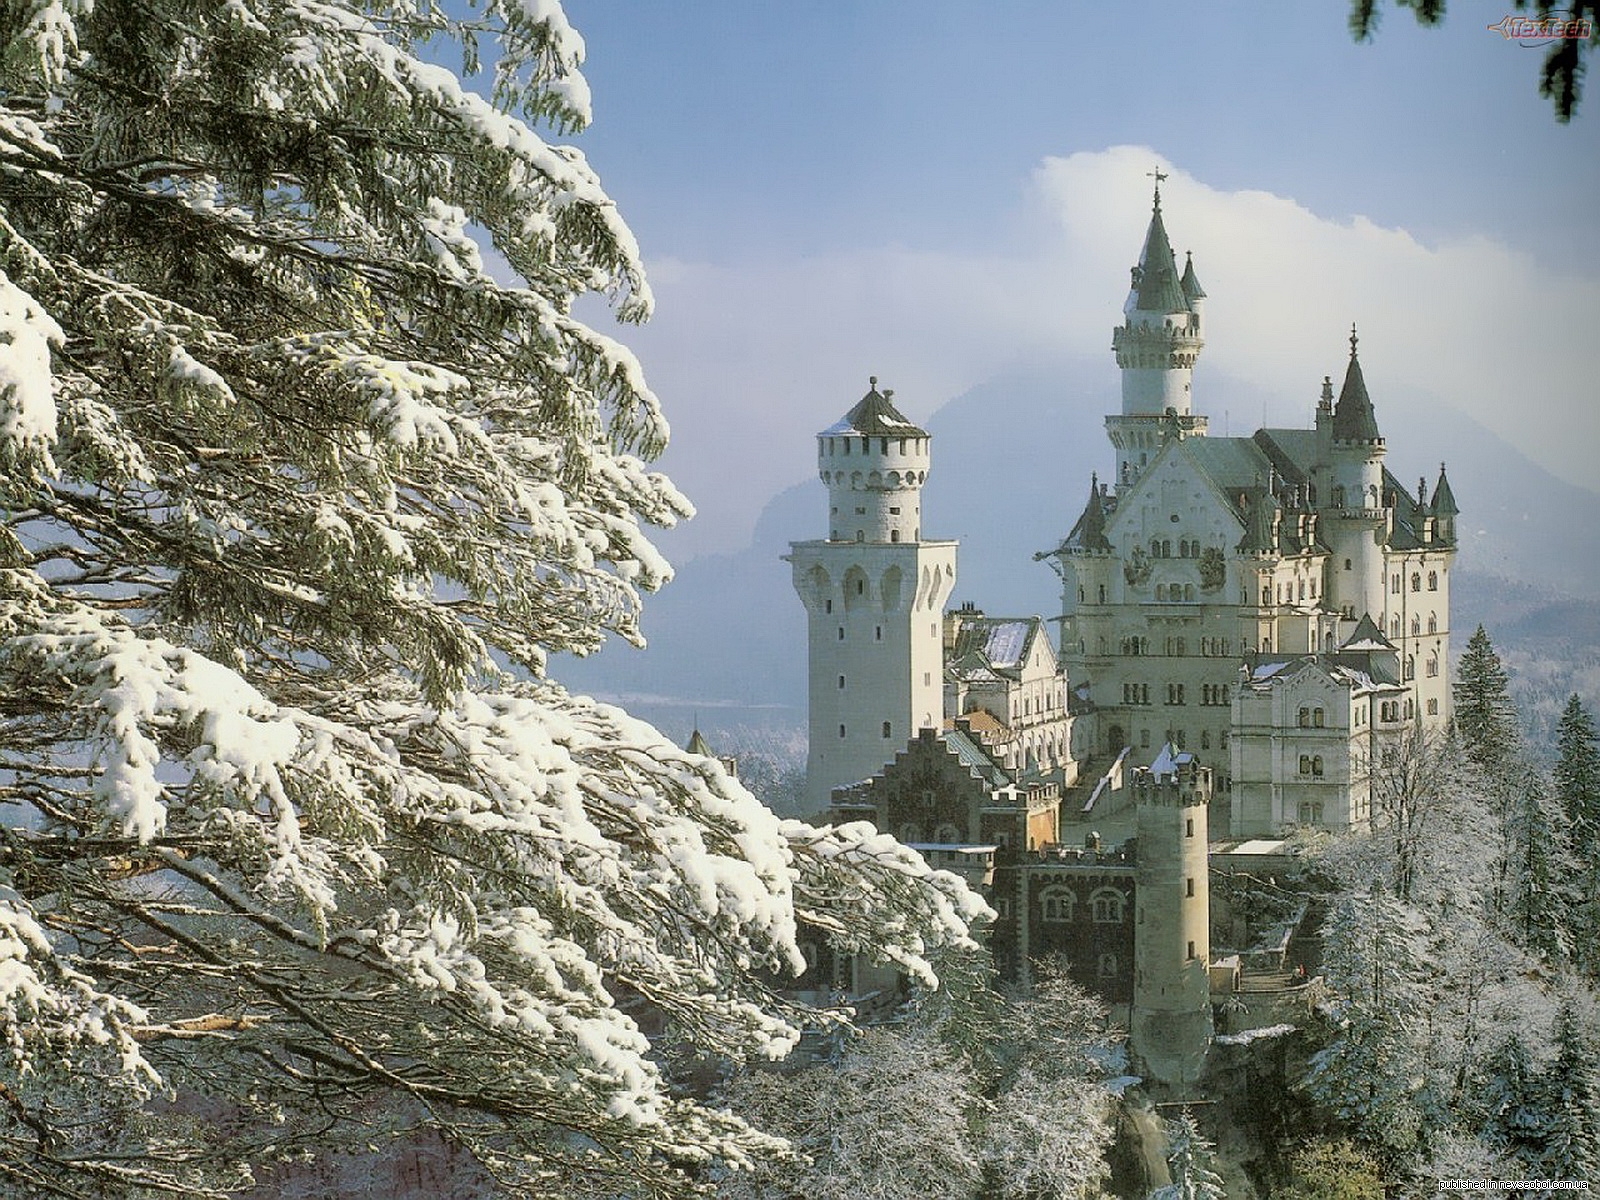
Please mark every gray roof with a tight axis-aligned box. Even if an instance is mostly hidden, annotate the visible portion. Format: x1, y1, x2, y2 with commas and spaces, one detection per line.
1131, 203, 1190, 314
1331, 336, 1382, 443
821, 380, 928, 438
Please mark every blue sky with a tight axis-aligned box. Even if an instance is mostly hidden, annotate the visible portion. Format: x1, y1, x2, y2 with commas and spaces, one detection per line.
556, 2, 1598, 560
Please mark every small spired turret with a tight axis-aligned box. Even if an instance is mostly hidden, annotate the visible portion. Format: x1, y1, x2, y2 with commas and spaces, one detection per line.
1131, 744, 1214, 1089
1431, 461, 1459, 545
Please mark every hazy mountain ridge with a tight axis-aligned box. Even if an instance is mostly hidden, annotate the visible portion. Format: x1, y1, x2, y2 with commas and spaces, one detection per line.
557, 364, 1600, 761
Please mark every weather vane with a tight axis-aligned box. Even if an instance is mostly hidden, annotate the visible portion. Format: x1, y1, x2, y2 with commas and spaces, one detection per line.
1148, 166, 1168, 207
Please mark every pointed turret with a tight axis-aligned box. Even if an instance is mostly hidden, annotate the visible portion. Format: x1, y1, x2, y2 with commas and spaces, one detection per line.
1179, 250, 1206, 304
1331, 325, 1382, 444
1065, 473, 1114, 552
1432, 461, 1458, 544
685, 728, 713, 757
1129, 199, 1189, 316
1237, 488, 1281, 555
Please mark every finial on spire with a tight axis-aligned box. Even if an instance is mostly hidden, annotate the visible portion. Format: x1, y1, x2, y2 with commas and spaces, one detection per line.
1320, 375, 1334, 406
1348, 323, 1359, 357
869, 375, 878, 389
1147, 166, 1168, 209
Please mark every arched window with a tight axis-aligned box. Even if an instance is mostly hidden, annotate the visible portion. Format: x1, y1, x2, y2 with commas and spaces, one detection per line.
1427, 612, 1437, 634
1428, 571, 1438, 591
1091, 887, 1126, 922
1299, 754, 1311, 775
1184, 584, 1195, 601
899, 823, 920, 843
1411, 573, 1421, 592
1313, 707, 1325, 727
1426, 653, 1439, 678
1410, 615, 1421, 636
1040, 888, 1076, 922
1162, 540, 1172, 558
1098, 584, 1106, 603
934, 822, 962, 843
1312, 756, 1324, 777
882, 721, 892, 739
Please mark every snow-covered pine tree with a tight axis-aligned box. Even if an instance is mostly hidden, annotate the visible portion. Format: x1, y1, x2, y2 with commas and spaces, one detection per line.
1543, 998, 1600, 1182
1303, 886, 1437, 1167
1454, 626, 1520, 792
1505, 774, 1571, 961
1553, 695, 1600, 976
0, 2, 986, 1196
1151, 1108, 1226, 1200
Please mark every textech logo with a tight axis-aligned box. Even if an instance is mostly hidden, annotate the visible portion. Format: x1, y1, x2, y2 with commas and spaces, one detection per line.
1486, 10, 1594, 45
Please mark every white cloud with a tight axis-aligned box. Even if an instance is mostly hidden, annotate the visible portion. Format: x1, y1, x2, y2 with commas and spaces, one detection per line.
625, 144, 1596, 560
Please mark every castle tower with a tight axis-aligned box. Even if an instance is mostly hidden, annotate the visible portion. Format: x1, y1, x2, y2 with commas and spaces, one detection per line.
787, 380, 958, 813
1320, 327, 1389, 623
1107, 173, 1208, 493
1131, 745, 1213, 1089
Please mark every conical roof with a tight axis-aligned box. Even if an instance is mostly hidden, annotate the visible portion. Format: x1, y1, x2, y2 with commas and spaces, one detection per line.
1432, 462, 1458, 516
1236, 487, 1280, 555
1340, 612, 1395, 652
1180, 250, 1206, 301
821, 378, 928, 438
1331, 326, 1382, 442
1065, 474, 1113, 552
1131, 200, 1190, 315
686, 728, 713, 757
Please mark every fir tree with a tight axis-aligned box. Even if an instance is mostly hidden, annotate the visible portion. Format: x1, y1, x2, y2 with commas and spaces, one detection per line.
0, 1, 986, 1195
1544, 1000, 1600, 1181
1153, 1108, 1226, 1200
1453, 626, 1520, 792
1553, 695, 1600, 975
1505, 775, 1570, 961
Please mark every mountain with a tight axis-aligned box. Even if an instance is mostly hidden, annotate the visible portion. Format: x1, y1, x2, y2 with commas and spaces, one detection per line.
554, 362, 1600, 743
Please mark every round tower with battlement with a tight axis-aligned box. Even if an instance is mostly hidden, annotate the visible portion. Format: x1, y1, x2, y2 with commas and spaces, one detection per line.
1131, 744, 1213, 1089
1319, 327, 1390, 623
787, 380, 958, 813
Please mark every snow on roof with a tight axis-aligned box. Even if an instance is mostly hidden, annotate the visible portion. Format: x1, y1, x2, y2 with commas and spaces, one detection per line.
1224, 839, 1289, 856
980, 620, 1030, 669
1215, 1024, 1297, 1046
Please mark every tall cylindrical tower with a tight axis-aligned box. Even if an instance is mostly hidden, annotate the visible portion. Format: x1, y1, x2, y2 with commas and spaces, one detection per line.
1131, 745, 1213, 1089
1323, 328, 1389, 623
1105, 179, 1208, 493
787, 380, 958, 813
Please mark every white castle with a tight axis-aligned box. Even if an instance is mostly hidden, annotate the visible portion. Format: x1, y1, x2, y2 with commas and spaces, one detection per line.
789, 176, 1458, 840
782, 180, 1461, 1083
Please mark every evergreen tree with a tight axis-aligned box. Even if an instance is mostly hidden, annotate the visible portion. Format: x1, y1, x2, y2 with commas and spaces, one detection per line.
1505, 775, 1570, 961
1277, 1138, 1383, 1200
1453, 626, 1520, 792
1481, 1035, 1551, 1172
1544, 1000, 1600, 1181
0, 2, 985, 1195
1152, 1108, 1226, 1200
1304, 886, 1437, 1166
1555, 694, 1600, 859
1553, 695, 1600, 975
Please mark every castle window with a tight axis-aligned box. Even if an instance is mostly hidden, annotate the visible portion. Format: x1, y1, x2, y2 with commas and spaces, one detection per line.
1201, 730, 1211, 750
1313, 707, 1325, 727
1040, 888, 1076, 922
994, 896, 1013, 920
1404, 655, 1415, 681
1098, 584, 1106, 603
1187, 940, 1196, 960
855, 530, 864, 542
1390, 616, 1401, 637
1091, 888, 1125, 922
1186, 878, 1195, 898
1162, 540, 1172, 558
890, 530, 900, 542
1261, 586, 1271, 605
1428, 612, 1438, 635
1297, 707, 1308, 727
837, 626, 845, 640
882, 721, 892, 739
1404, 698, 1414, 719
1426, 653, 1439, 678
1141, 730, 1151, 748
1186, 818, 1195, 838
1098, 954, 1118, 978
899, 823, 920, 842
856, 579, 865, 595
839, 724, 846, 738
1427, 698, 1439, 715
934, 823, 962, 843
1156, 584, 1165, 602
1299, 754, 1312, 775
1392, 575, 1401, 594
1345, 558, 1352, 571
1410, 615, 1420, 636
875, 626, 882, 641
838, 675, 846, 689
825, 599, 832, 613
1184, 584, 1195, 602
1298, 801, 1324, 825
1312, 756, 1324, 777
1079, 586, 1085, 603
1411, 573, 1421, 592
1428, 571, 1438, 591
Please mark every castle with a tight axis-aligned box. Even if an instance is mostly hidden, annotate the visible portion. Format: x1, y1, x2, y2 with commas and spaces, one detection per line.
784, 179, 1458, 1084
